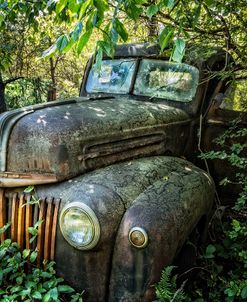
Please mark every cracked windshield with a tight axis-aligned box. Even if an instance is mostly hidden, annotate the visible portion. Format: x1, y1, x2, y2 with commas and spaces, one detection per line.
134, 59, 199, 102
86, 58, 199, 102
86, 59, 136, 94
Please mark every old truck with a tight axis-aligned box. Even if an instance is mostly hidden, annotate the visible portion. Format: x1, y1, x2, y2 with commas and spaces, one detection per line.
0, 44, 245, 301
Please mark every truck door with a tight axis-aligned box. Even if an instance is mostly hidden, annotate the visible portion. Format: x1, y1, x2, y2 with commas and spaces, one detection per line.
202, 79, 247, 204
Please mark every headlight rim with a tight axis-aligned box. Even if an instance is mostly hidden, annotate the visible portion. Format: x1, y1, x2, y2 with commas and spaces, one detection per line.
60, 201, 101, 250
129, 226, 148, 249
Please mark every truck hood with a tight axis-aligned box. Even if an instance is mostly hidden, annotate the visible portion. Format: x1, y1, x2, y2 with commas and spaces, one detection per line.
0, 96, 190, 186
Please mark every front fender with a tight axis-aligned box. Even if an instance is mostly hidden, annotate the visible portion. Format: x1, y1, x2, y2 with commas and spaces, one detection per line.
36, 181, 125, 301
109, 164, 214, 302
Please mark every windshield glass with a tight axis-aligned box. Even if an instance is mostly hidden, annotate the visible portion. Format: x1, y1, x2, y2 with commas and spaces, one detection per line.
86, 59, 136, 94
134, 59, 199, 102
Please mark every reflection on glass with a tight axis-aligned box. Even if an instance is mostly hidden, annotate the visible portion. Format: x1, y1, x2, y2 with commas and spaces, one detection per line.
86, 59, 137, 94
134, 59, 199, 102
63, 208, 93, 245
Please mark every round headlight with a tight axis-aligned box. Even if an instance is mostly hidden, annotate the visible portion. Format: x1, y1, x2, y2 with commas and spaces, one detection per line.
60, 202, 100, 250
129, 227, 148, 248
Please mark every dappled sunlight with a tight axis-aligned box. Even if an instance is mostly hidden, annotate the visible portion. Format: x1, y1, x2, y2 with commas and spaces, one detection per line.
36, 114, 47, 126
184, 166, 192, 171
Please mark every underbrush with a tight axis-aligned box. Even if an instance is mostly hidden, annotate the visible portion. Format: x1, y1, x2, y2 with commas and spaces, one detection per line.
0, 237, 83, 302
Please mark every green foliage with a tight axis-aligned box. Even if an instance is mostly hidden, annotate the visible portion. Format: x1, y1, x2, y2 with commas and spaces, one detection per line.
185, 216, 247, 302
5, 78, 49, 110
201, 120, 247, 211
0, 239, 83, 301
154, 266, 188, 302
186, 121, 247, 301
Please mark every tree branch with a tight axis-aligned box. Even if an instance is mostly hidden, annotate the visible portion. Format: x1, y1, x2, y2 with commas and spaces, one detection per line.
4, 77, 24, 85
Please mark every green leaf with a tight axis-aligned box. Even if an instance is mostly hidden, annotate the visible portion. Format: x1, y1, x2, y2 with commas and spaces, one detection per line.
110, 27, 118, 43
0, 223, 10, 235
93, 0, 108, 15
71, 21, 83, 41
16, 276, 23, 285
56, 0, 68, 14
147, 4, 159, 19
97, 41, 114, 57
205, 244, 216, 258
30, 251, 37, 263
159, 26, 174, 51
76, 29, 92, 54
42, 291, 51, 302
34, 219, 44, 229
22, 249, 30, 259
124, 2, 142, 20
194, 3, 201, 25
56, 35, 69, 52
171, 38, 185, 63
79, 0, 91, 18
19, 288, 31, 296
42, 44, 57, 58
95, 48, 103, 71
115, 19, 128, 42
162, 0, 175, 8
204, 0, 214, 7
58, 285, 75, 293
241, 286, 247, 299
28, 227, 38, 236
49, 287, 58, 300
68, 0, 80, 13
24, 186, 34, 193
32, 291, 42, 300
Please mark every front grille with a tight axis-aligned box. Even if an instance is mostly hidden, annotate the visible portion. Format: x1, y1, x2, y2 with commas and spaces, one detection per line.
0, 189, 60, 266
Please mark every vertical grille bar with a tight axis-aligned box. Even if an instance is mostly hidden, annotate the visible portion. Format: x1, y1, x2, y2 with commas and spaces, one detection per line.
1, 191, 60, 265
50, 199, 61, 260
17, 195, 25, 250
11, 193, 19, 242
0, 189, 6, 243
25, 196, 32, 250
37, 200, 47, 267
44, 198, 54, 261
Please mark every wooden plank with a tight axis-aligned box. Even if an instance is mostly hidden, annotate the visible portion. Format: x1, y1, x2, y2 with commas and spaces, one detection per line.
44, 198, 54, 261
50, 199, 60, 260
17, 194, 25, 249
0, 189, 6, 243
11, 193, 19, 242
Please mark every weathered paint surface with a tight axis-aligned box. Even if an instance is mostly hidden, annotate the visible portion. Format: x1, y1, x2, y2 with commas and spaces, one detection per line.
31, 156, 214, 301
5, 97, 190, 181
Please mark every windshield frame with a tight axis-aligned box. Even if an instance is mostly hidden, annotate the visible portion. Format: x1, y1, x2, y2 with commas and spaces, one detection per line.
82, 57, 200, 105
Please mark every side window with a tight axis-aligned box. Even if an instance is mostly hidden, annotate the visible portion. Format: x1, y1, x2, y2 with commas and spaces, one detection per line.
220, 80, 247, 112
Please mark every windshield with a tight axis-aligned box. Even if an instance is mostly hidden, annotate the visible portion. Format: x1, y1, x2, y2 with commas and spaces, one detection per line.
86, 59, 136, 94
134, 59, 199, 102
85, 58, 199, 102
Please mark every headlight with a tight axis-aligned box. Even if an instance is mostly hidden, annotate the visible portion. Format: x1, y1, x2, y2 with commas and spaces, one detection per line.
60, 202, 100, 250
129, 227, 148, 248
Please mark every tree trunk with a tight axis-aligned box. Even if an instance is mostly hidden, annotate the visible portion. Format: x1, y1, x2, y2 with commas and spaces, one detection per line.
0, 72, 7, 114
148, 16, 158, 39
48, 57, 57, 102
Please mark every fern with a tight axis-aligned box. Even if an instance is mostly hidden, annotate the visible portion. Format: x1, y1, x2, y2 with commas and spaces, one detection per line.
154, 266, 188, 302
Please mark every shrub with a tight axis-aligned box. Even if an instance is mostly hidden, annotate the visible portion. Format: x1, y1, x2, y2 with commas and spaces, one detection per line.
0, 237, 83, 302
